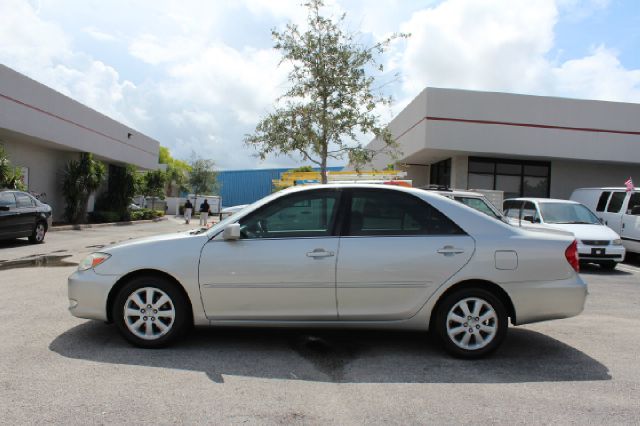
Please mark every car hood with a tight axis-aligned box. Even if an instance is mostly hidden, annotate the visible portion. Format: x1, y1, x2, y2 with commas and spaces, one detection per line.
540, 223, 620, 240
101, 229, 207, 252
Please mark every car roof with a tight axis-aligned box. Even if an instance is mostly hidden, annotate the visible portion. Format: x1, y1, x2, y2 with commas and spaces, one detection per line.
504, 197, 580, 204
283, 183, 436, 196
430, 190, 485, 197
573, 187, 630, 191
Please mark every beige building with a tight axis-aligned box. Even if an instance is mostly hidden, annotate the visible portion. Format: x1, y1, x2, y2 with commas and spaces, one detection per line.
366, 87, 640, 200
0, 65, 160, 220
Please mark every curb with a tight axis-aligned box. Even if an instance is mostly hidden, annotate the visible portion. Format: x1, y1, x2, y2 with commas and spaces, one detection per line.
50, 216, 168, 232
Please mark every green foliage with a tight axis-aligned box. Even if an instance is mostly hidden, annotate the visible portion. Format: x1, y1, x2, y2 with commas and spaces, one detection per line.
130, 208, 165, 221
244, 0, 406, 183
90, 208, 164, 223
159, 146, 191, 196
189, 155, 218, 198
143, 169, 166, 198
291, 165, 314, 172
0, 145, 26, 190
95, 164, 137, 221
88, 210, 121, 223
62, 153, 106, 224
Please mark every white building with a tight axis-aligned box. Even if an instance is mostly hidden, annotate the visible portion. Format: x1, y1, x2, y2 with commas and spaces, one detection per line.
0, 65, 160, 220
366, 87, 640, 200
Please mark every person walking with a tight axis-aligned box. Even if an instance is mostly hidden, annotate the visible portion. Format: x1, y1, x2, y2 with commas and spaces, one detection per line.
199, 199, 211, 226
184, 199, 193, 224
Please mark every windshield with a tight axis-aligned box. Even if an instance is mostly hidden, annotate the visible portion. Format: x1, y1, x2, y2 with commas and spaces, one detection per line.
453, 196, 503, 220
538, 202, 600, 224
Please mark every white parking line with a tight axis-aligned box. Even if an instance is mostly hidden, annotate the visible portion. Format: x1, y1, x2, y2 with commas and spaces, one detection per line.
618, 264, 640, 274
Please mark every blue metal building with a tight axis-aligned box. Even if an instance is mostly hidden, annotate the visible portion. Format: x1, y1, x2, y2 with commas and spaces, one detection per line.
217, 167, 343, 207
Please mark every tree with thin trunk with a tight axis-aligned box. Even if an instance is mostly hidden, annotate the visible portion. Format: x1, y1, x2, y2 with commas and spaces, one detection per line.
188, 155, 217, 204
245, 0, 407, 183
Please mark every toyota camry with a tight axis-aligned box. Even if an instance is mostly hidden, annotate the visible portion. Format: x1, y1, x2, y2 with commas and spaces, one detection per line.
68, 184, 587, 358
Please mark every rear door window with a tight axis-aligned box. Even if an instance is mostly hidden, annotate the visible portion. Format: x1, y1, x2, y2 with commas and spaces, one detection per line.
607, 192, 626, 213
596, 191, 610, 212
627, 193, 640, 215
348, 190, 464, 236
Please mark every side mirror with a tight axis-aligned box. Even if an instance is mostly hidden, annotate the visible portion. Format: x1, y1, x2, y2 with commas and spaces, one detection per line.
0, 205, 9, 211
522, 215, 535, 223
222, 223, 241, 240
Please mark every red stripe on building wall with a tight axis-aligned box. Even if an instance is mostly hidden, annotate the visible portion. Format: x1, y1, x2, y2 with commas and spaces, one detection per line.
395, 115, 640, 141
0, 92, 156, 156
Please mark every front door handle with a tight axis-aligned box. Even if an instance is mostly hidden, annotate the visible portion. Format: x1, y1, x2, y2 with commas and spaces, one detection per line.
437, 246, 465, 256
306, 248, 334, 258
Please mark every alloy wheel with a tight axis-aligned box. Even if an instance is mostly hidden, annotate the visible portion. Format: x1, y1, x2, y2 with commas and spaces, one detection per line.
446, 297, 498, 351
123, 287, 176, 340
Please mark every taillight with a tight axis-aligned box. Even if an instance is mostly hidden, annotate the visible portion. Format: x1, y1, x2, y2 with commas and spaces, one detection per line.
565, 240, 579, 272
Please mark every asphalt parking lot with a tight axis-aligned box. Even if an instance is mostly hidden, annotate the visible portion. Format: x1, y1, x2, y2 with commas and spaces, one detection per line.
1, 219, 639, 424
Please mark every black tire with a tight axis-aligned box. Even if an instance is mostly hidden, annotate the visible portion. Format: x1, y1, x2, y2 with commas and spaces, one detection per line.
113, 275, 191, 348
598, 261, 617, 271
435, 287, 508, 359
28, 221, 47, 244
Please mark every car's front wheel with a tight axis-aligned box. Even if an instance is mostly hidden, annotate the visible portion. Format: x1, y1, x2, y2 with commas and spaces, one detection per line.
435, 288, 508, 358
113, 275, 190, 348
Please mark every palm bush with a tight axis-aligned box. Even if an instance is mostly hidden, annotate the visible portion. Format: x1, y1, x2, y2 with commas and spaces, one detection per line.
62, 153, 106, 223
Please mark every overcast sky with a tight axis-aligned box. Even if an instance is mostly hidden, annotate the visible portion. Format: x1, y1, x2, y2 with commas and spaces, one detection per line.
1, 0, 639, 169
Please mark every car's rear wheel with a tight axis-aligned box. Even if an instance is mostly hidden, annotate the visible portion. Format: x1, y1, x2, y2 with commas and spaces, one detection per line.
113, 275, 190, 348
435, 288, 508, 358
28, 221, 47, 243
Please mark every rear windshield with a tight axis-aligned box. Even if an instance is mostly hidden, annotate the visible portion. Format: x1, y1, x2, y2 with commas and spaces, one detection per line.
454, 196, 501, 219
538, 202, 600, 224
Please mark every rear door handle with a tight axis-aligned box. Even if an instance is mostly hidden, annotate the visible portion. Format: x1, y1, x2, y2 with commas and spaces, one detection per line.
437, 246, 465, 256
306, 249, 334, 258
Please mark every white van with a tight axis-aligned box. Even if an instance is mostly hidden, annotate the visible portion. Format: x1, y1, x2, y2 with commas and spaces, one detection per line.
570, 188, 640, 254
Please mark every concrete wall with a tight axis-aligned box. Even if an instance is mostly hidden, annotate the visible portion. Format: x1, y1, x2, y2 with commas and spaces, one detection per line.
366, 87, 640, 169
0, 65, 159, 170
364, 89, 428, 170
1, 138, 78, 221
550, 160, 640, 199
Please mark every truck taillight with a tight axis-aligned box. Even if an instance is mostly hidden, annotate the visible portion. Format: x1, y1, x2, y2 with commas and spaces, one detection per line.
565, 240, 579, 272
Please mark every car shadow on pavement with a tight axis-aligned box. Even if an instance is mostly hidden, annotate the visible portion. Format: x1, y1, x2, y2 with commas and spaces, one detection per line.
0, 238, 32, 249
579, 263, 633, 276
50, 321, 610, 384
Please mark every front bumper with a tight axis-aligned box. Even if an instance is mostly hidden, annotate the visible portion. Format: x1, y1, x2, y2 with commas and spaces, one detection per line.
68, 269, 120, 321
501, 274, 588, 326
577, 242, 625, 262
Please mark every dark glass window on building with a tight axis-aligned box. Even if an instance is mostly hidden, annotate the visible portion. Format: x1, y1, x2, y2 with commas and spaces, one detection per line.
468, 157, 550, 198
429, 158, 451, 187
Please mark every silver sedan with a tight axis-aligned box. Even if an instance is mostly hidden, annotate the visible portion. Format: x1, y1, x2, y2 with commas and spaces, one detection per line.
68, 184, 587, 358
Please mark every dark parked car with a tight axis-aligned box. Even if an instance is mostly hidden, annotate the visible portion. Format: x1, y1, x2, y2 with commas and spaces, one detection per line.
0, 190, 53, 243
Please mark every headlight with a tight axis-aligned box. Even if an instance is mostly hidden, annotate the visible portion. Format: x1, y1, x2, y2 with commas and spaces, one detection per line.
612, 239, 623, 246
78, 253, 111, 271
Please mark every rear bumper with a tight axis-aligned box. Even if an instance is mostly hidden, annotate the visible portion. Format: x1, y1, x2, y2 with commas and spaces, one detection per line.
68, 269, 119, 321
501, 275, 588, 326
